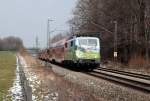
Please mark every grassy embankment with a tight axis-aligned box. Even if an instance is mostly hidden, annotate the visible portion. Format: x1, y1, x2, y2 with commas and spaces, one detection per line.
0, 51, 16, 99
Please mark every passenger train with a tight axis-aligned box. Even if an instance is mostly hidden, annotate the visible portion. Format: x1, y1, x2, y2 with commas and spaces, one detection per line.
39, 35, 101, 70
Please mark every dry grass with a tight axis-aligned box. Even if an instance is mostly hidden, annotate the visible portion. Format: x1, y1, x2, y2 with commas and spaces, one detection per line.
103, 57, 150, 75
128, 55, 150, 73
129, 55, 149, 66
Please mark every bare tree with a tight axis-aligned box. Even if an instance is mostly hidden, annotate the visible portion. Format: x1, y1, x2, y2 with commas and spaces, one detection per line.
69, 0, 150, 63
0, 36, 23, 51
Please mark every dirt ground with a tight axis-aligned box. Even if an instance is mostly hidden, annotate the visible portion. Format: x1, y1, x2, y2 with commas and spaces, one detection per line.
20, 53, 104, 101
102, 61, 150, 75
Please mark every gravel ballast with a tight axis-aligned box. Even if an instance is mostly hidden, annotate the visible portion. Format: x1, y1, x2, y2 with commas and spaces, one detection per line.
51, 64, 150, 101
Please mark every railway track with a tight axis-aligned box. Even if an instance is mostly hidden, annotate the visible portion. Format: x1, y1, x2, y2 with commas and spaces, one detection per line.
97, 67, 150, 80
38, 58, 150, 93
86, 67, 150, 92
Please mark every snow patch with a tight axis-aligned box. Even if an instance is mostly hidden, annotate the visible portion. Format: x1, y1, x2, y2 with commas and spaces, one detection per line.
8, 56, 24, 101
19, 55, 59, 101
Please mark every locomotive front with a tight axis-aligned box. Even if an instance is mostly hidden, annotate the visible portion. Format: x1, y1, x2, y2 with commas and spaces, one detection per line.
75, 37, 100, 67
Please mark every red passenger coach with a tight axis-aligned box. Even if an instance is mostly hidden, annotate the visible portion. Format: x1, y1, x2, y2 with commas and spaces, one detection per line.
50, 38, 67, 63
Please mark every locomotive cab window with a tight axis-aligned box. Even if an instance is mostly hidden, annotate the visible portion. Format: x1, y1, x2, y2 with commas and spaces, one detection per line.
88, 39, 97, 46
70, 41, 74, 47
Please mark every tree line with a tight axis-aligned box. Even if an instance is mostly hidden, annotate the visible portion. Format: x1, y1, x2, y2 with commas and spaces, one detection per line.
0, 36, 23, 51
69, 0, 150, 64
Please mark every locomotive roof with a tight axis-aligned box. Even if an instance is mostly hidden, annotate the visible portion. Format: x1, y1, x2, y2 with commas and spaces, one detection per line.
51, 38, 67, 48
51, 33, 100, 48
75, 32, 100, 38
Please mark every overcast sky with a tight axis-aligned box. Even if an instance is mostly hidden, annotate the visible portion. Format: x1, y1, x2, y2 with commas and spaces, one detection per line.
0, 0, 77, 48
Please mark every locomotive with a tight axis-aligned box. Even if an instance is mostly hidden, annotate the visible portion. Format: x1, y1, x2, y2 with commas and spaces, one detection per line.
39, 35, 101, 70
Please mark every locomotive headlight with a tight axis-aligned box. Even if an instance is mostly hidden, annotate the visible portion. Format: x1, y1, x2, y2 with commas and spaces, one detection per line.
79, 51, 83, 56
76, 50, 84, 57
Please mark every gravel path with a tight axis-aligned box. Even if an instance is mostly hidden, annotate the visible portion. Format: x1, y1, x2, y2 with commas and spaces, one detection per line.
51, 64, 150, 101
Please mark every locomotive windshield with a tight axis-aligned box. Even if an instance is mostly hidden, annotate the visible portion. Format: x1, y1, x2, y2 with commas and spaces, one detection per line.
88, 39, 97, 46
78, 39, 97, 46
79, 39, 87, 45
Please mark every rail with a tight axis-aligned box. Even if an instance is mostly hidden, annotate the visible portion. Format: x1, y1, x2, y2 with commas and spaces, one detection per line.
86, 68, 150, 92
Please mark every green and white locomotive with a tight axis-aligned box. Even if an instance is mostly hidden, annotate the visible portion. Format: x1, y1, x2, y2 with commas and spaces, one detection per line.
64, 36, 100, 68
40, 35, 101, 70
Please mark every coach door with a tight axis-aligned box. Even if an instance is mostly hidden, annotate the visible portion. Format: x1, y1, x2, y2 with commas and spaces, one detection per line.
70, 40, 75, 60
66, 40, 74, 60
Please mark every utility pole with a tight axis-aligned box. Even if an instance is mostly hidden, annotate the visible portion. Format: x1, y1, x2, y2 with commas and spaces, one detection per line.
47, 18, 53, 48
71, 26, 75, 36
36, 36, 39, 50
145, 16, 150, 66
113, 21, 118, 63
47, 19, 50, 48
35, 35, 39, 55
